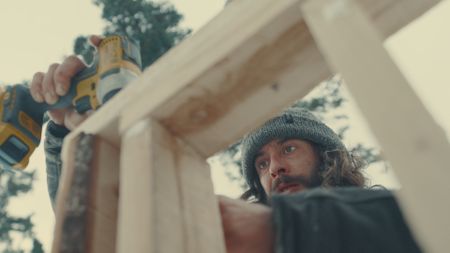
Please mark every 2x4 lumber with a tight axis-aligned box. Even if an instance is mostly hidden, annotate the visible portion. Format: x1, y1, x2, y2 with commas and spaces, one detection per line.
117, 119, 225, 253
88, 137, 120, 253
52, 133, 81, 253
116, 119, 183, 252
52, 134, 120, 253
62, 0, 440, 157
120, 0, 325, 159
117, 0, 441, 158
300, 0, 450, 252
358, 0, 441, 38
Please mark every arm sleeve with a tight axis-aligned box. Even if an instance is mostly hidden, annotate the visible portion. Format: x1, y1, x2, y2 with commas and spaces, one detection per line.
271, 187, 422, 253
44, 121, 70, 211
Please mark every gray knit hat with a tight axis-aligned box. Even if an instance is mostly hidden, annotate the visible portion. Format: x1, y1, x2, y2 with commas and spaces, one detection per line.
241, 107, 346, 188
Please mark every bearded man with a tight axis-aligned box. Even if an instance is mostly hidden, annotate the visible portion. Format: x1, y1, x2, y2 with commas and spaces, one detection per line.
218, 108, 422, 253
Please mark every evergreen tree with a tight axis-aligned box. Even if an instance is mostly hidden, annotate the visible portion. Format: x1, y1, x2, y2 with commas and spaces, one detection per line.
0, 169, 43, 253
74, 0, 191, 69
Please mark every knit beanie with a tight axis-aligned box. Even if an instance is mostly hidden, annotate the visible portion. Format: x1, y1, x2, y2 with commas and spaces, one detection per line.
241, 107, 346, 188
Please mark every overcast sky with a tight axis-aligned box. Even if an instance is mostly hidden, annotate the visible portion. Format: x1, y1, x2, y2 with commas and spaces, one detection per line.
1, 0, 449, 251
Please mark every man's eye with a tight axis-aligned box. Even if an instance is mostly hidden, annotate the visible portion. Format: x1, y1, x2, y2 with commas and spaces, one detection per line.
256, 160, 269, 170
284, 145, 297, 154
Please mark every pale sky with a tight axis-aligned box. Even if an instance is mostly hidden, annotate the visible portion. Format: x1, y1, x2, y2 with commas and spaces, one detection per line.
1, 0, 449, 251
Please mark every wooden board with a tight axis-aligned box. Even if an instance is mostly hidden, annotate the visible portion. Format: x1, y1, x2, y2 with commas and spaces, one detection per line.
62, 0, 440, 158
52, 133, 80, 253
88, 138, 120, 253
117, 119, 225, 253
300, 0, 450, 252
52, 134, 120, 253
119, 0, 441, 157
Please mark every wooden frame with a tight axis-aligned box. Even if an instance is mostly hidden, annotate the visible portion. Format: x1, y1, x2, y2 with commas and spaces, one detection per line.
51, 0, 446, 252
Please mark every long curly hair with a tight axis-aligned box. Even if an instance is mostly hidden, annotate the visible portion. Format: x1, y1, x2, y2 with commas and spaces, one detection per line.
240, 142, 367, 204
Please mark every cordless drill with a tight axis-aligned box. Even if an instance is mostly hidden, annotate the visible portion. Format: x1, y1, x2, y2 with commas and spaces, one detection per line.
0, 35, 142, 170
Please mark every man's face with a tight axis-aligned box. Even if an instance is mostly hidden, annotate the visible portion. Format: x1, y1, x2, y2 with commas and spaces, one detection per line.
254, 138, 320, 198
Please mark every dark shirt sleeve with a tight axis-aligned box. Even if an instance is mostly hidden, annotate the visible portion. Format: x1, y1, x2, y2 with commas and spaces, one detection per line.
271, 187, 422, 253
44, 121, 70, 211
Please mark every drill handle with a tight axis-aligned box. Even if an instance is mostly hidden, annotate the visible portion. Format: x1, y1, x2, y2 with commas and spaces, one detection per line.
43, 62, 98, 113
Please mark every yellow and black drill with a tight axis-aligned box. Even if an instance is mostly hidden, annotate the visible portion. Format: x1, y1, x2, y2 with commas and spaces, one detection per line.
0, 35, 142, 170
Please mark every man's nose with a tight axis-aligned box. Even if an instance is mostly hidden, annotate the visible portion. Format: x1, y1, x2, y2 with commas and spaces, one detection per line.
269, 155, 287, 178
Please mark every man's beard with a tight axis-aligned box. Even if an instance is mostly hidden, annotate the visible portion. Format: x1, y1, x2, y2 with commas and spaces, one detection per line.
271, 172, 321, 193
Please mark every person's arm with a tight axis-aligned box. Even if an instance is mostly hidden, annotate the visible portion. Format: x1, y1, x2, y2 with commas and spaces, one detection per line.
30, 36, 103, 210
271, 187, 423, 253
44, 121, 70, 210
218, 195, 274, 253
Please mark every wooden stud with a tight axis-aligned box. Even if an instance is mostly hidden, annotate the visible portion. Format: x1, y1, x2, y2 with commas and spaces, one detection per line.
301, 0, 450, 252
88, 137, 120, 253
52, 133, 81, 253
52, 134, 120, 253
117, 119, 225, 253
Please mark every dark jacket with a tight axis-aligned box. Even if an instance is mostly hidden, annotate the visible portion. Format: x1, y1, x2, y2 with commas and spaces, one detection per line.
271, 187, 422, 253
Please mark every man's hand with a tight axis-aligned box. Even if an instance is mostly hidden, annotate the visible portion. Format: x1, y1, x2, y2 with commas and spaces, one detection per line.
218, 195, 274, 253
29, 35, 102, 130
